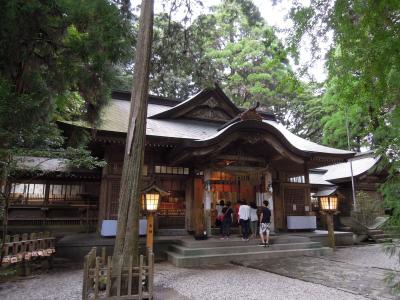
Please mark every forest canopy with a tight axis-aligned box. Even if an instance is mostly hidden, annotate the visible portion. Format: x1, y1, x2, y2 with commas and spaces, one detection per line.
0, 0, 133, 151
1, 0, 399, 168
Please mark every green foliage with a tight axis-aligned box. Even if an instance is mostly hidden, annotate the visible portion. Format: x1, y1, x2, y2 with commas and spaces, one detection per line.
351, 191, 383, 227
206, 0, 306, 122
283, 83, 324, 142
380, 157, 400, 231
3, 147, 106, 177
0, 266, 17, 280
0, 76, 63, 149
288, 0, 400, 293
64, 147, 107, 170
320, 80, 371, 151
0, 0, 133, 150
0, 0, 129, 231
385, 270, 400, 296
288, 0, 400, 150
146, 0, 309, 125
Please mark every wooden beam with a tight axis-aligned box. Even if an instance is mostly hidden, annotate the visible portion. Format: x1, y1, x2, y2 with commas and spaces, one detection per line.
217, 155, 266, 163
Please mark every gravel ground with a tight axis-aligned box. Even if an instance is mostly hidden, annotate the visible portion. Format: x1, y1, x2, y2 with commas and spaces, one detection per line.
0, 268, 82, 300
154, 262, 367, 300
0, 244, 397, 300
331, 244, 399, 270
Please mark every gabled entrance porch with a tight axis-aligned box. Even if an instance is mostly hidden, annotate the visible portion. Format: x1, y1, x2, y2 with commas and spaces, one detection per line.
173, 120, 322, 236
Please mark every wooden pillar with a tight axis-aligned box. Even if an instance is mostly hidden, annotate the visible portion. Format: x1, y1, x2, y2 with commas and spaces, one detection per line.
44, 181, 50, 205
304, 161, 310, 184
185, 176, 195, 232
194, 177, 204, 235
97, 154, 109, 230
203, 169, 212, 236
263, 172, 275, 232
146, 213, 154, 250
304, 161, 311, 214
326, 213, 335, 249
273, 171, 285, 231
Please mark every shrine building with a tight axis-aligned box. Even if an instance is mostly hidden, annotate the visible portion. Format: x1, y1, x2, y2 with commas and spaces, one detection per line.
9, 85, 385, 235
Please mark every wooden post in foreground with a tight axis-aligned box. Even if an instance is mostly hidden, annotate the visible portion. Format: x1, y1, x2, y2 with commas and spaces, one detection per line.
146, 213, 154, 250
326, 213, 335, 249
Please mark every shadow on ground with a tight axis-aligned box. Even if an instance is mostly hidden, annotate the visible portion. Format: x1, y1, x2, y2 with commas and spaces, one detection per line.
237, 245, 397, 300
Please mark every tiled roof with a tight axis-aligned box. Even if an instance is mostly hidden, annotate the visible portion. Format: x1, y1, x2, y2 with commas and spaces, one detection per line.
314, 186, 338, 196
309, 154, 380, 184
309, 172, 334, 185
263, 121, 353, 155
317, 156, 379, 181
61, 89, 354, 157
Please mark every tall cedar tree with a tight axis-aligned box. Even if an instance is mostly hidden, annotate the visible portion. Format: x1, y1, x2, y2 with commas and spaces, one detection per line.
112, 0, 154, 274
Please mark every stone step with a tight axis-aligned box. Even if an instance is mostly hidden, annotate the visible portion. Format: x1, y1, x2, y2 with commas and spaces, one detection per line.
157, 229, 187, 236
369, 233, 390, 239
211, 227, 241, 235
167, 247, 333, 268
387, 233, 400, 238
337, 226, 352, 231
169, 241, 322, 256
374, 238, 392, 243
368, 229, 384, 234
179, 236, 311, 248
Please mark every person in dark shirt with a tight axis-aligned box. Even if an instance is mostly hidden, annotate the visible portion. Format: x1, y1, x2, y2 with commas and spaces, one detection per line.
259, 200, 271, 247
221, 201, 233, 239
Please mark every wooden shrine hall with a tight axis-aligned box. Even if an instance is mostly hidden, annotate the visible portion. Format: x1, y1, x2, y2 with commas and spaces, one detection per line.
7, 85, 357, 235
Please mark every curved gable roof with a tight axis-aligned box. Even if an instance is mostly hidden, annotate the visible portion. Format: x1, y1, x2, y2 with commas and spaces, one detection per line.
61, 86, 355, 167
176, 119, 354, 158
149, 84, 240, 122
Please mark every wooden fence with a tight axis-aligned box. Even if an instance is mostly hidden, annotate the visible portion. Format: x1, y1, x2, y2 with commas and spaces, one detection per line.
82, 247, 154, 300
1, 232, 55, 275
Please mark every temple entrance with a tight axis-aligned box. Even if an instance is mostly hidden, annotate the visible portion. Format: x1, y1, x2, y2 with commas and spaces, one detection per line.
157, 177, 186, 229
205, 170, 272, 230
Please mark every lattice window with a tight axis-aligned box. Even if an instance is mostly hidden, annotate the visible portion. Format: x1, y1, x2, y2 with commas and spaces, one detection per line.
10, 183, 45, 205
109, 163, 148, 176
284, 188, 306, 216
287, 176, 305, 183
109, 181, 120, 219
154, 165, 189, 175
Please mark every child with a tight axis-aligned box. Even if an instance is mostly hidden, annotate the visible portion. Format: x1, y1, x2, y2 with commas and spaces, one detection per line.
249, 202, 258, 239
259, 200, 271, 247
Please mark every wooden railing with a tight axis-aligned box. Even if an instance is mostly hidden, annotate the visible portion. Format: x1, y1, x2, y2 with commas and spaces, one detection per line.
1, 232, 55, 275
7, 204, 98, 230
82, 247, 154, 300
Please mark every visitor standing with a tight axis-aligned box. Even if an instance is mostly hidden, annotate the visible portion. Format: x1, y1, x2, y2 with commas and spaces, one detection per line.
238, 200, 251, 241
216, 200, 225, 237
222, 201, 233, 239
249, 202, 258, 239
234, 199, 242, 236
259, 200, 272, 247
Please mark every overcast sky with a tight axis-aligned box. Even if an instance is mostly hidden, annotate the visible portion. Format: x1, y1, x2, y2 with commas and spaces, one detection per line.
153, 0, 327, 82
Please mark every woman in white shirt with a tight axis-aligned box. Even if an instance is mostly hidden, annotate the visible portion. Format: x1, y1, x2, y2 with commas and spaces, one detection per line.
249, 202, 258, 239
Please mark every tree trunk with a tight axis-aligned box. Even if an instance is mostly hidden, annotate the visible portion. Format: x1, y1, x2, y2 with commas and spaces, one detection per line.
0, 149, 10, 242
112, 0, 154, 268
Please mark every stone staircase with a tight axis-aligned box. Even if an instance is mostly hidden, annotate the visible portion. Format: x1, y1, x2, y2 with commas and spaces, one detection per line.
166, 235, 332, 267
368, 229, 393, 243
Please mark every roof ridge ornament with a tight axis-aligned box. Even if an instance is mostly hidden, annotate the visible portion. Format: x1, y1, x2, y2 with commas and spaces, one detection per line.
240, 102, 263, 122
217, 101, 263, 131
